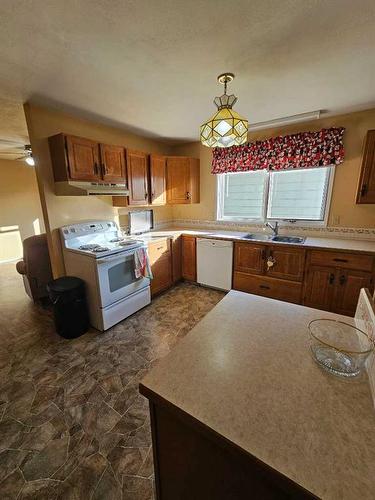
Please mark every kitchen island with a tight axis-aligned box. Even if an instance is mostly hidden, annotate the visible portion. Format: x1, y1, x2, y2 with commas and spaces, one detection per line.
140, 291, 375, 500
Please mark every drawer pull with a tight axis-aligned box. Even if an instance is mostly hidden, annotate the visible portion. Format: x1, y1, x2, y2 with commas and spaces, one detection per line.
333, 258, 348, 263
259, 285, 271, 290
329, 273, 335, 284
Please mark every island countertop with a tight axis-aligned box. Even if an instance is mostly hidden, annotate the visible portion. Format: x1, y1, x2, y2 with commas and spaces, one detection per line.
140, 291, 375, 499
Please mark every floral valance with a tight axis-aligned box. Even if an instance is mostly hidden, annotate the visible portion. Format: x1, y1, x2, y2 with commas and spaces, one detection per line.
211, 127, 345, 174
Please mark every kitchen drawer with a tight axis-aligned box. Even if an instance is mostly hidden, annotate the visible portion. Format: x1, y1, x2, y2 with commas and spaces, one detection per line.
309, 250, 374, 272
148, 239, 171, 265
233, 272, 302, 304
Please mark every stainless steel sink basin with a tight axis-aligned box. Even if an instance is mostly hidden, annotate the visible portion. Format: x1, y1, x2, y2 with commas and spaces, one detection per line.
242, 233, 305, 244
271, 235, 305, 244
242, 233, 272, 241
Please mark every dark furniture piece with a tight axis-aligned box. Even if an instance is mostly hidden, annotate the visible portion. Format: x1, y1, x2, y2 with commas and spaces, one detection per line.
16, 233, 53, 302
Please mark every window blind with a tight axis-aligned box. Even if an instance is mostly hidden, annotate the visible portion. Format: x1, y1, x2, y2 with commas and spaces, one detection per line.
267, 167, 331, 220
220, 171, 266, 219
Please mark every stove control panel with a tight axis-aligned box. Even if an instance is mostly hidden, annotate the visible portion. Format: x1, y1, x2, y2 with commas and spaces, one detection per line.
60, 221, 117, 240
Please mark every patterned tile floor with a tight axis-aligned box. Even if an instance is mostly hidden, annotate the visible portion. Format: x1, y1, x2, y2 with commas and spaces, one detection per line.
0, 263, 225, 499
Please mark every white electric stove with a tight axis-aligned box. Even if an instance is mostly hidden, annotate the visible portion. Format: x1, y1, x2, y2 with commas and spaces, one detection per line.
60, 221, 151, 331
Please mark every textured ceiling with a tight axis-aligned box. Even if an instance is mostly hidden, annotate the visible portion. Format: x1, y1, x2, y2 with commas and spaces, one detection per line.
0, 0, 374, 147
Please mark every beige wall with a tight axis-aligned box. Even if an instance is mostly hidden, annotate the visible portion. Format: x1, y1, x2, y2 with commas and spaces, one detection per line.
0, 159, 45, 262
171, 108, 375, 228
24, 103, 173, 277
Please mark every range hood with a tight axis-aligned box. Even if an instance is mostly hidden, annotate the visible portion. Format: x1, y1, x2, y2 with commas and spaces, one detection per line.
54, 180, 129, 196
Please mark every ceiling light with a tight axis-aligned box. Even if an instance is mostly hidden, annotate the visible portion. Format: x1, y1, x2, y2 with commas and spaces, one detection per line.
25, 156, 35, 166
200, 73, 248, 148
249, 111, 321, 131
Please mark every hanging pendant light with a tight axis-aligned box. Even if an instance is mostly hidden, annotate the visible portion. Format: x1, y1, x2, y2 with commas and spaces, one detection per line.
200, 73, 248, 148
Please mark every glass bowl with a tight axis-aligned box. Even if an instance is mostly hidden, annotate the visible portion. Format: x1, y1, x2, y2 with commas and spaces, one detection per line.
308, 319, 374, 378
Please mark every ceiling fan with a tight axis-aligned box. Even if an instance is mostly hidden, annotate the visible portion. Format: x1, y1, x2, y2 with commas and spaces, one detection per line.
0, 140, 35, 166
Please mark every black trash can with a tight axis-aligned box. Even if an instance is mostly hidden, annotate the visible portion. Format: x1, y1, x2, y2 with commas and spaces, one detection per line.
47, 276, 90, 339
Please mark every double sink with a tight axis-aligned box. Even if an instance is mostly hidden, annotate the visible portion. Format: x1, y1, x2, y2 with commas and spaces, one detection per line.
242, 233, 305, 244
148, 233, 305, 245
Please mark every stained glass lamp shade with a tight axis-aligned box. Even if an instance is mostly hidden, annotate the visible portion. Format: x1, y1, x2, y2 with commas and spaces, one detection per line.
200, 74, 248, 148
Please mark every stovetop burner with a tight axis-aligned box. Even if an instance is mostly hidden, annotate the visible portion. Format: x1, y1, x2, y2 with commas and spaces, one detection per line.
78, 244, 110, 253
92, 246, 110, 253
119, 239, 138, 246
79, 244, 101, 251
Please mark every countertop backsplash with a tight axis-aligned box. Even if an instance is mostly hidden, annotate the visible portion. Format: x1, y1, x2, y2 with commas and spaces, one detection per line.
152, 219, 375, 241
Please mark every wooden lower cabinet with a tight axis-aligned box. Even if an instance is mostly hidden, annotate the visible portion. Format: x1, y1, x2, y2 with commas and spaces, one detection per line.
333, 269, 373, 316
233, 242, 305, 306
148, 240, 172, 296
304, 266, 374, 316
234, 272, 302, 304
182, 236, 196, 281
303, 265, 336, 312
233, 242, 374, 316
171, 236, 182, 283
140, 398, 315, 500
234, 242, 265, 275
265, 246, 306, 282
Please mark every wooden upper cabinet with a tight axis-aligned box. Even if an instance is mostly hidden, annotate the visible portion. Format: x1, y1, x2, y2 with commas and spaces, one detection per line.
265, 246, 306, 282
167, 157, 200, 204
150, 155, 167, 205
356, 130, 375, 204
182, 236, 197, 281
100, 144, 126, 183
167, 157, 189, 204
66, 135, 100, 181
127, 150, 149, 206
234, 242, 265, 275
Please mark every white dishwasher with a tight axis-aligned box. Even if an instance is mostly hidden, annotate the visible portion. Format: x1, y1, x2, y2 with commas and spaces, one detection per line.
196, 238, 233, 291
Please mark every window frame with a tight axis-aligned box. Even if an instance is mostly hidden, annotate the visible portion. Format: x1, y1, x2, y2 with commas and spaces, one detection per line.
216, 165, 335, 227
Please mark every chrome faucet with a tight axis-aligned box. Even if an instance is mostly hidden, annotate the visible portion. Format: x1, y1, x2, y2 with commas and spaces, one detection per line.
265, 221, 279, 236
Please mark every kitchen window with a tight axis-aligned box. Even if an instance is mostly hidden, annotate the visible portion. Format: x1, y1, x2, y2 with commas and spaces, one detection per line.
216, 166, 334, 225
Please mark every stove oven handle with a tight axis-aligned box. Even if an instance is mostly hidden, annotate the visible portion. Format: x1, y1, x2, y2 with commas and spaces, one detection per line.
97, 254, 130, 264
96, 248, 142, 264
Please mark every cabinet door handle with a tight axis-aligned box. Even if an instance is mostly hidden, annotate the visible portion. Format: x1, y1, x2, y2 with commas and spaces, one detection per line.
145, 192, 148, 200
339, 274, 346, 285
329, 273, 335, 284
361, 184, 368, 197
186, 191, 191, 200
333, 258, 348, 263
259, 285, 271, 290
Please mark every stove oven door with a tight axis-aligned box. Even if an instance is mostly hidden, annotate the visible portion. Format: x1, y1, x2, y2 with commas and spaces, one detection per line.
96, 248, 150, 308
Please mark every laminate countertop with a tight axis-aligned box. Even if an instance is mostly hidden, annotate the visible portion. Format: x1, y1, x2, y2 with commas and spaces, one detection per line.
140, 291, 375, 500
138, 227, 375, 254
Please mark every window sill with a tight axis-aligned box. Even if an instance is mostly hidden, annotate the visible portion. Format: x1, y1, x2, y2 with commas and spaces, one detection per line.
216, 217, 328, 228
